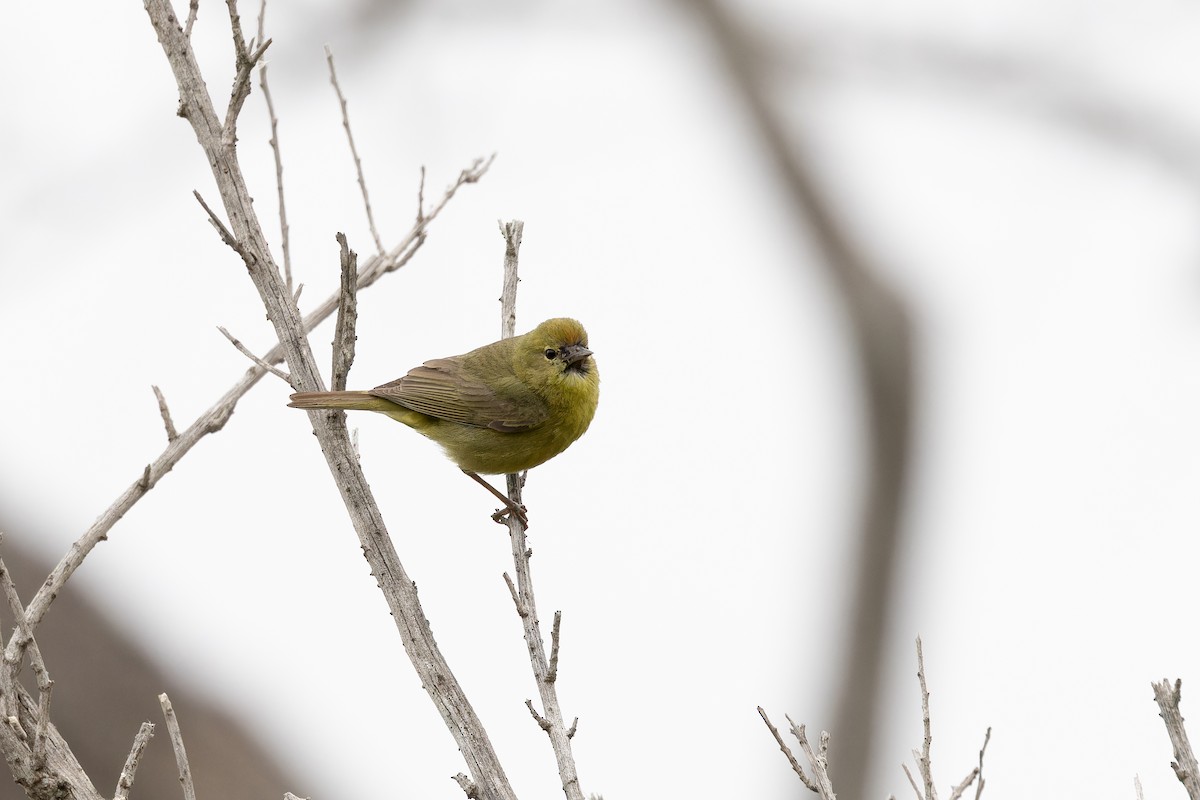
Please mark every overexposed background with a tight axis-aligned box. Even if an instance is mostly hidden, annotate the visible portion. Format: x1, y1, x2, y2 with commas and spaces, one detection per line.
3, 1, 1200, 798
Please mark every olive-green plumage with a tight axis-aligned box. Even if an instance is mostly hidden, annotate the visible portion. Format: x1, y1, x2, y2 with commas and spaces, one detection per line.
288, 318, 599, 475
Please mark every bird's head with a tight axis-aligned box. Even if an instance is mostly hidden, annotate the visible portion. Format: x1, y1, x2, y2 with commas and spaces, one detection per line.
518, 318, 599, 403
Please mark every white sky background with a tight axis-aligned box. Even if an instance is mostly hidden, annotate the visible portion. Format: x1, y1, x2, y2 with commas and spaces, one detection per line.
3, 1, 1200, 798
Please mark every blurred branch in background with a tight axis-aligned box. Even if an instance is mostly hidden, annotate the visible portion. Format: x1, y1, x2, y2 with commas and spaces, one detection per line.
803, 32, 1200, 191
685, 2, 915, 796
0, 539, 296, 798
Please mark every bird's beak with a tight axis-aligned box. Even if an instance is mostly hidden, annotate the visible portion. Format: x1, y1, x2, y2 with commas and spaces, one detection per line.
562, 344, 593, 366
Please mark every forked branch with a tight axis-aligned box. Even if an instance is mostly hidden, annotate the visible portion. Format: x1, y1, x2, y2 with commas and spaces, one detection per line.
143, 2, 516, 797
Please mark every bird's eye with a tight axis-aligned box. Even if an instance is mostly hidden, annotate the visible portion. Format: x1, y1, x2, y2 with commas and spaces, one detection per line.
544, 348, 557, 360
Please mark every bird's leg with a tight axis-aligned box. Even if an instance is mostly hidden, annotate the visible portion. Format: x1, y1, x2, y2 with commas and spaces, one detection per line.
462, 469, 529, 527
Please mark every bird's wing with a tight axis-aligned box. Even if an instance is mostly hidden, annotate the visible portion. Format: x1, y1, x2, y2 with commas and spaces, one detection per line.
370, 357, 548, 432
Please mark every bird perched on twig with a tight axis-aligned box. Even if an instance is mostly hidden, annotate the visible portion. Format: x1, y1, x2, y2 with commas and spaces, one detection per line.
289, 317, 599, 524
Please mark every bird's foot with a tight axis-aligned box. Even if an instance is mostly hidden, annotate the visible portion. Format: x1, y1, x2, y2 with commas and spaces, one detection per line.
491, 501, 529, 528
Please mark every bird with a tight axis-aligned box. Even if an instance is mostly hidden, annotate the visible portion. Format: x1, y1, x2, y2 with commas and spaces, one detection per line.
288, 317, 599, 524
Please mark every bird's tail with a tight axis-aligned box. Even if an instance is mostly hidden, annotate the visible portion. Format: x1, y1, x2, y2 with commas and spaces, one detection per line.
288, 391, 381, 410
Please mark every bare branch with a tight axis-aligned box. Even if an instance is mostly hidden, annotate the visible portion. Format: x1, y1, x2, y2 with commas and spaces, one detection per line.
183, 0, 198, 37
218, 326, 292, 384
502, 572, 523, 614
0, 553, 52, 748
151, 385, 179, 442
917, 637, 936, 800
31, 679, 52, 766
221, 0, 271, 146
786, 717, 837, 800
113, 722, 155, 800
947, 767, 980, 800
547, 610, 562, 684
904, 763, 922, 800
0, 683, 101, 799
332, 233, 358, 391
756, 706, 816, 791
416, 165, 427, 224
359, 155, 494, 290
498, 219, 523, 340
257, 0, 292, 293
974, 727, 991, 800
193, 189, 243, 255
143, 3, 514, 794
326, 46, 384, 255
1153, 679, 1200, 800
158, 694, 196, 800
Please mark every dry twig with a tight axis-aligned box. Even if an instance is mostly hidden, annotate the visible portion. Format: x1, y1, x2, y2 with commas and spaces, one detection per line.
973, 727, 990, 800
756, 706, 818, 792
152, 385, 179, 442
158, 694, 196, 800
332, 233, 358, 391
219, 325, 292, 383
113, 722, 155, 800
326, 46, 384, 255
256, 0, 292, 293
916, 637, 935, 800
900, 640, 986, 800
1153, 679, 1200, 800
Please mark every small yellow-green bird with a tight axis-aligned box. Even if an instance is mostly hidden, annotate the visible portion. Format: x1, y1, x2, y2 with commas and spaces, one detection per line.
289, 317, 599, 519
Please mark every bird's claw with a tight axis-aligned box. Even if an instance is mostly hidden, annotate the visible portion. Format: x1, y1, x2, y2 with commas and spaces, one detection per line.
492, 502, 529, 528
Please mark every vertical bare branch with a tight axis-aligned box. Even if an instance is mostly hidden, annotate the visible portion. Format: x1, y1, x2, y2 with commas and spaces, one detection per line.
917, 637, 936, 800
1152, 679, 1200, 800
685, 6, 915, 795
332, 233, 358, 391
547, 610, 562, 683
158, 694, 196, 800
326, 46, 385, 255
497, 220, 585, 800
257, 0, 293, 293
498, 219, 523, 339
